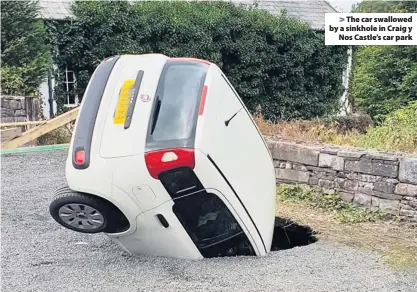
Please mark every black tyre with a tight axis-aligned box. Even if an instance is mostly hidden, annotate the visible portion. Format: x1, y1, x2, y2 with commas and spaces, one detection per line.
49, 189, 113, 234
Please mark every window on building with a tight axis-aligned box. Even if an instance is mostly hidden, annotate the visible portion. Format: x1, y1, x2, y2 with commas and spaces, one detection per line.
63, 68, 78, 107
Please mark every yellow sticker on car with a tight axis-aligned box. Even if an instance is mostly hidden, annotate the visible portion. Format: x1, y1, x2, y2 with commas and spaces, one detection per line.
114, 79, 135, 124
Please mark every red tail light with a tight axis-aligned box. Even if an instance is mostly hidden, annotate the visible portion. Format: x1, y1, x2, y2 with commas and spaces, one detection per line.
144, 148, 195, 179
74, 150, 86, 165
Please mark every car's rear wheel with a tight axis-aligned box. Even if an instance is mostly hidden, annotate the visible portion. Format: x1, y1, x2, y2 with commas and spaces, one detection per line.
50, 191, 112, 234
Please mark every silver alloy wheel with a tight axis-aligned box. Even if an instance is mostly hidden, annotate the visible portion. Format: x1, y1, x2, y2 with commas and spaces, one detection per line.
58, 203, 105, 230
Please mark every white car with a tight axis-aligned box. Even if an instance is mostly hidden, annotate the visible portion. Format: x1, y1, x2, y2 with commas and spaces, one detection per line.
49, 54, 276, 259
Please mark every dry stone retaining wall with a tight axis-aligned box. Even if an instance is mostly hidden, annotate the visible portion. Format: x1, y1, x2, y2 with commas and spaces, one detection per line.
1, 95, 40, 123
265, 138, 417, 221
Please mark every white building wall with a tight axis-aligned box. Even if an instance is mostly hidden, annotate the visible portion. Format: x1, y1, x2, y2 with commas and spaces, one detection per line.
38, 71, 57, 120
338, 46, 353, 116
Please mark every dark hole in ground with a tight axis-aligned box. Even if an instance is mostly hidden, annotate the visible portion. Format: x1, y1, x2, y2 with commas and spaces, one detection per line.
271, 217, 318, 251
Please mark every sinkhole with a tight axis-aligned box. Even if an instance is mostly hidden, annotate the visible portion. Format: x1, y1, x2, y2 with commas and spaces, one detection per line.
271, 217, 318, 251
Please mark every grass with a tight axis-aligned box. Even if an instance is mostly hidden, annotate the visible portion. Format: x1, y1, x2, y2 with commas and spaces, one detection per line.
355, 101, 417, 153
254, 113, 362, 147
278, 184, 389, 224
276, 184, 417, 270
253, 104, 417, 154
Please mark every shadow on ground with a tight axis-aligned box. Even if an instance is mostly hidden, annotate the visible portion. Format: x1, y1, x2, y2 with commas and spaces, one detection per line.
271, 217, 318, 251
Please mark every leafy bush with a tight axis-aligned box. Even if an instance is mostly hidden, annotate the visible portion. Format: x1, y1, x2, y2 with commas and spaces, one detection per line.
0, 67, 25, 95
1, 0, 52, 95
0, 66, 45, 98
350, 1, 417, 121
47, 0, 348, 120
355, 101, 417, 153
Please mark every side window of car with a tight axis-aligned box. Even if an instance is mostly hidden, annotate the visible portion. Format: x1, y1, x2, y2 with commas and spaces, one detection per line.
147, 62, 208, 149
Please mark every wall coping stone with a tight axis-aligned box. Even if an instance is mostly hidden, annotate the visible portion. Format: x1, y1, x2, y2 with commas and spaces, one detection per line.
264, 136, 415, 158
1, 95, 26, 100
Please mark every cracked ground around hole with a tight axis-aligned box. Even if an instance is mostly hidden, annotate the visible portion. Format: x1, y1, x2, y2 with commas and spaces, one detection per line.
1, 150, 416, 292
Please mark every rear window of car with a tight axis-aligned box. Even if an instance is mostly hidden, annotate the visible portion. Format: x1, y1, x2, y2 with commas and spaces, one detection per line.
147, 62, 208, 146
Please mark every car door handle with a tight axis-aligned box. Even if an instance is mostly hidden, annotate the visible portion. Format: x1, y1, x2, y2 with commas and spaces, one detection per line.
156, 214, 169, 228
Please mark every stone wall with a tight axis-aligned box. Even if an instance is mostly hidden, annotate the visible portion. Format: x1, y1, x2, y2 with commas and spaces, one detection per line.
1, 95, 40, 123
265, 137, 417, 221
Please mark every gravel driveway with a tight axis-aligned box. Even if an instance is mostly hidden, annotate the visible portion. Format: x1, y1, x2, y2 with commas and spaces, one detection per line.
1, 150, 416, 292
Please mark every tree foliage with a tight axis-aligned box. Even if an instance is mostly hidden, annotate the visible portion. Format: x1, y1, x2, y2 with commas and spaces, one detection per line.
350, 1, 417, 121
352, 0, 417, 13
48, 0, 347, 119
1, 0, 52, 96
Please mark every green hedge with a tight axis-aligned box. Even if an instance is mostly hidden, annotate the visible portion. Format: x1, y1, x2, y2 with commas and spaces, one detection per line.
47, 0, 348, 119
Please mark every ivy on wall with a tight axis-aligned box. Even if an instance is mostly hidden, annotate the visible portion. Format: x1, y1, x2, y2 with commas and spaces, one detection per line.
47, 0, 348, 120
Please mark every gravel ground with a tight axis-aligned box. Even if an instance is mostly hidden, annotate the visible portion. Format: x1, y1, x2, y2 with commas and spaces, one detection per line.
1, 150, 416, 292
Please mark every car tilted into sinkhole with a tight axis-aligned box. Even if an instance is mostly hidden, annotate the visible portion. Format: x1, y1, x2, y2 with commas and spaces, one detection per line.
49, 54, 276, 259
